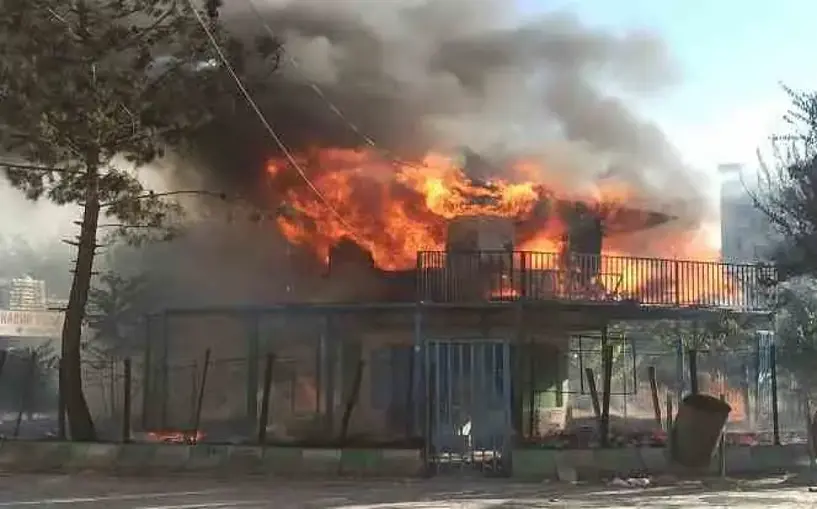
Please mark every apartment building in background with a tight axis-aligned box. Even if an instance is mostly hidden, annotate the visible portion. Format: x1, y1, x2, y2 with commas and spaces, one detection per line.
3, 275, 47, 311
0, 276, 63, 347
719, 163, 776, 263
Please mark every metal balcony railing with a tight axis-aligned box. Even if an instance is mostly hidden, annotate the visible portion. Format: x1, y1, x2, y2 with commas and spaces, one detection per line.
416, 251, 777, 312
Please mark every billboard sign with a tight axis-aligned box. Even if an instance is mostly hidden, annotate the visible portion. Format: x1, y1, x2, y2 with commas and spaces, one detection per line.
0, 310, 64, 338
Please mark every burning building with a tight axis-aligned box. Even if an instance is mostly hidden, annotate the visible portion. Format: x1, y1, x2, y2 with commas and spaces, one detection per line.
135, 1, 777, 474
140, 146, 774, 474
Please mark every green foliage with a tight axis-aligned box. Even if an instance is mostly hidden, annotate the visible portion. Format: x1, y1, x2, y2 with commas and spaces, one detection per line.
0, 343, 59, 413
0, 0, 280, 231
0, 0, 281, 439
87, 271, 150, 357
613, 313, 756, 387
752, 86, 817, 278
773, 277, 817, 393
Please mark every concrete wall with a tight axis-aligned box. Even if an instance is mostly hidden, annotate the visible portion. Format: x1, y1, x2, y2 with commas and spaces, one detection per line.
512, 444, 811, 480
0, 441, 424, 477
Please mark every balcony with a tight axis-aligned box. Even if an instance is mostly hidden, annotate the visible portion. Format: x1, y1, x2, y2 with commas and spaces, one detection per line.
416, 251, 776, 312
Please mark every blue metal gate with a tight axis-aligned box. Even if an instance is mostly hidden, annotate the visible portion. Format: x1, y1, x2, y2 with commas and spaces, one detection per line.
425, 340, 512, 475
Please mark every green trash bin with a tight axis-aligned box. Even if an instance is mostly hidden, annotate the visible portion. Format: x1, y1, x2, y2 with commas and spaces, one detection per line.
671, 394, 731, 468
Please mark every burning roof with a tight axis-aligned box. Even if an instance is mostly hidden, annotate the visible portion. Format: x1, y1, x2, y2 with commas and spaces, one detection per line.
266, 147, 682, 271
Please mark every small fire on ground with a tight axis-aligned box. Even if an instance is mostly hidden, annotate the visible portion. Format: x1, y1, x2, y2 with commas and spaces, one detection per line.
146, 430, 205, 444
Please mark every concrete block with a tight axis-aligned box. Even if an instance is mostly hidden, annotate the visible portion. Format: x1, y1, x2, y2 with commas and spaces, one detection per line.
340, 449, 382, 475
223, 446, 264, 474
116, 443, 160, 473
150, 444, 191, 472
511, 449, 559, 479
638, 447, 669, 473
262, 447, 303, 475
186, 445, 229, 472
723, 446, 752, 474
0, 441, 73, 472
66, 443, 120, 471
593, 448, 642, 476
560, 449, 594, 479
380, 449, 424, 477
556, 463, 578, 483
750, 444, 810, 473
301, 448, 341, 475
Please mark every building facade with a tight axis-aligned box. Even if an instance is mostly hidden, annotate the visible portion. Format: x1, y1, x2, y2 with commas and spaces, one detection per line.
719, 163, 776, 263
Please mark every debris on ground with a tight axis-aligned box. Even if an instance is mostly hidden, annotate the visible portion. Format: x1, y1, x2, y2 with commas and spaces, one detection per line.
608, 476, 651, 488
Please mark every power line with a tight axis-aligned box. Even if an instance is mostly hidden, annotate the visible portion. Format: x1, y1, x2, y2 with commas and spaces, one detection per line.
183, 0, 359, 236
242, 0, 439, 175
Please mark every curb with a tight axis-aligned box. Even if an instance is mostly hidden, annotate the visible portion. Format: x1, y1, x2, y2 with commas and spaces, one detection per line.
0, 440, 425, 477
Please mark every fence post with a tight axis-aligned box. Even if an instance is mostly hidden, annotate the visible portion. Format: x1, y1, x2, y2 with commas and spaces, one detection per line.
585, 368, 601, 421
141, 314, 152, 431
770, 344, 780, 445
688, 349, 698, 395
600, 344, 614, 448
160, 312, 170, 429
648, 366, 662, 428
57, 357, 66, 440
675, 333, 685, 402
528, 342, 536, 437
339, 359, 365, 445
257, 353, 276, 445
245, 313, 260, 425
192, 348, 212, 441
719, 393, 727, 477
122, 358, 132, 443
14, 350, 38, 439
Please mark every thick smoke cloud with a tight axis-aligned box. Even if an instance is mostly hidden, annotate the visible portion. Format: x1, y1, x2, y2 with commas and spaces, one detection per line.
125, 0, 715, 308
198, 0, 707, 221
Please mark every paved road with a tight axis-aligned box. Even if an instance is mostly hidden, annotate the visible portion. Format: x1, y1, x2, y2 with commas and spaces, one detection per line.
0, 474, 814, 507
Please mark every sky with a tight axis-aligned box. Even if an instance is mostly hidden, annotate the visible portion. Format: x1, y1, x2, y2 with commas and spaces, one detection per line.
517, 0, 816, 171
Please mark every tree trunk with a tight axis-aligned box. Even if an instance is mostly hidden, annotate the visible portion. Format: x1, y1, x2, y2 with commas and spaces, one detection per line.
60, 167, 101, 441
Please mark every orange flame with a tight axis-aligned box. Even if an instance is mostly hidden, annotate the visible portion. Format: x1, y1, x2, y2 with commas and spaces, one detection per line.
146, 430, 205, 444
266, 147, 736, 304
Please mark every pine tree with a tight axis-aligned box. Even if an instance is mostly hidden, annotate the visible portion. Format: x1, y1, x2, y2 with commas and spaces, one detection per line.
0, 0, 280, 440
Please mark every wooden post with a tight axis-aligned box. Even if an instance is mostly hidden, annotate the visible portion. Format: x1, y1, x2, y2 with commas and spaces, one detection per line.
584, 367, 601, 420
256, 354, 276, 445
0, 350, 8, 379
57, 358, 66, 440
192, 349, 211, 442
802, 396, 815, 479
719, 393, 727, 477
665, 394, 674, 459
141, 314, 152, 430
688, 349, 698, 395
648, 366, 662, 427
770, 344, 780, 445
600, 344, 614, 448
528, 342, 536, 437
122, 358, 132, 443
14, 351, 38, 439
339, 359, 365, 444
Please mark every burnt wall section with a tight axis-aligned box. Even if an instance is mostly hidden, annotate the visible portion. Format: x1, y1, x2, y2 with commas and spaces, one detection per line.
142, 306, 580, 445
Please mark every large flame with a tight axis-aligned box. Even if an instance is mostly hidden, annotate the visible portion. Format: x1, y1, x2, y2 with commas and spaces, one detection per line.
266, 148, 743, 305
266, 147, 716, 268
